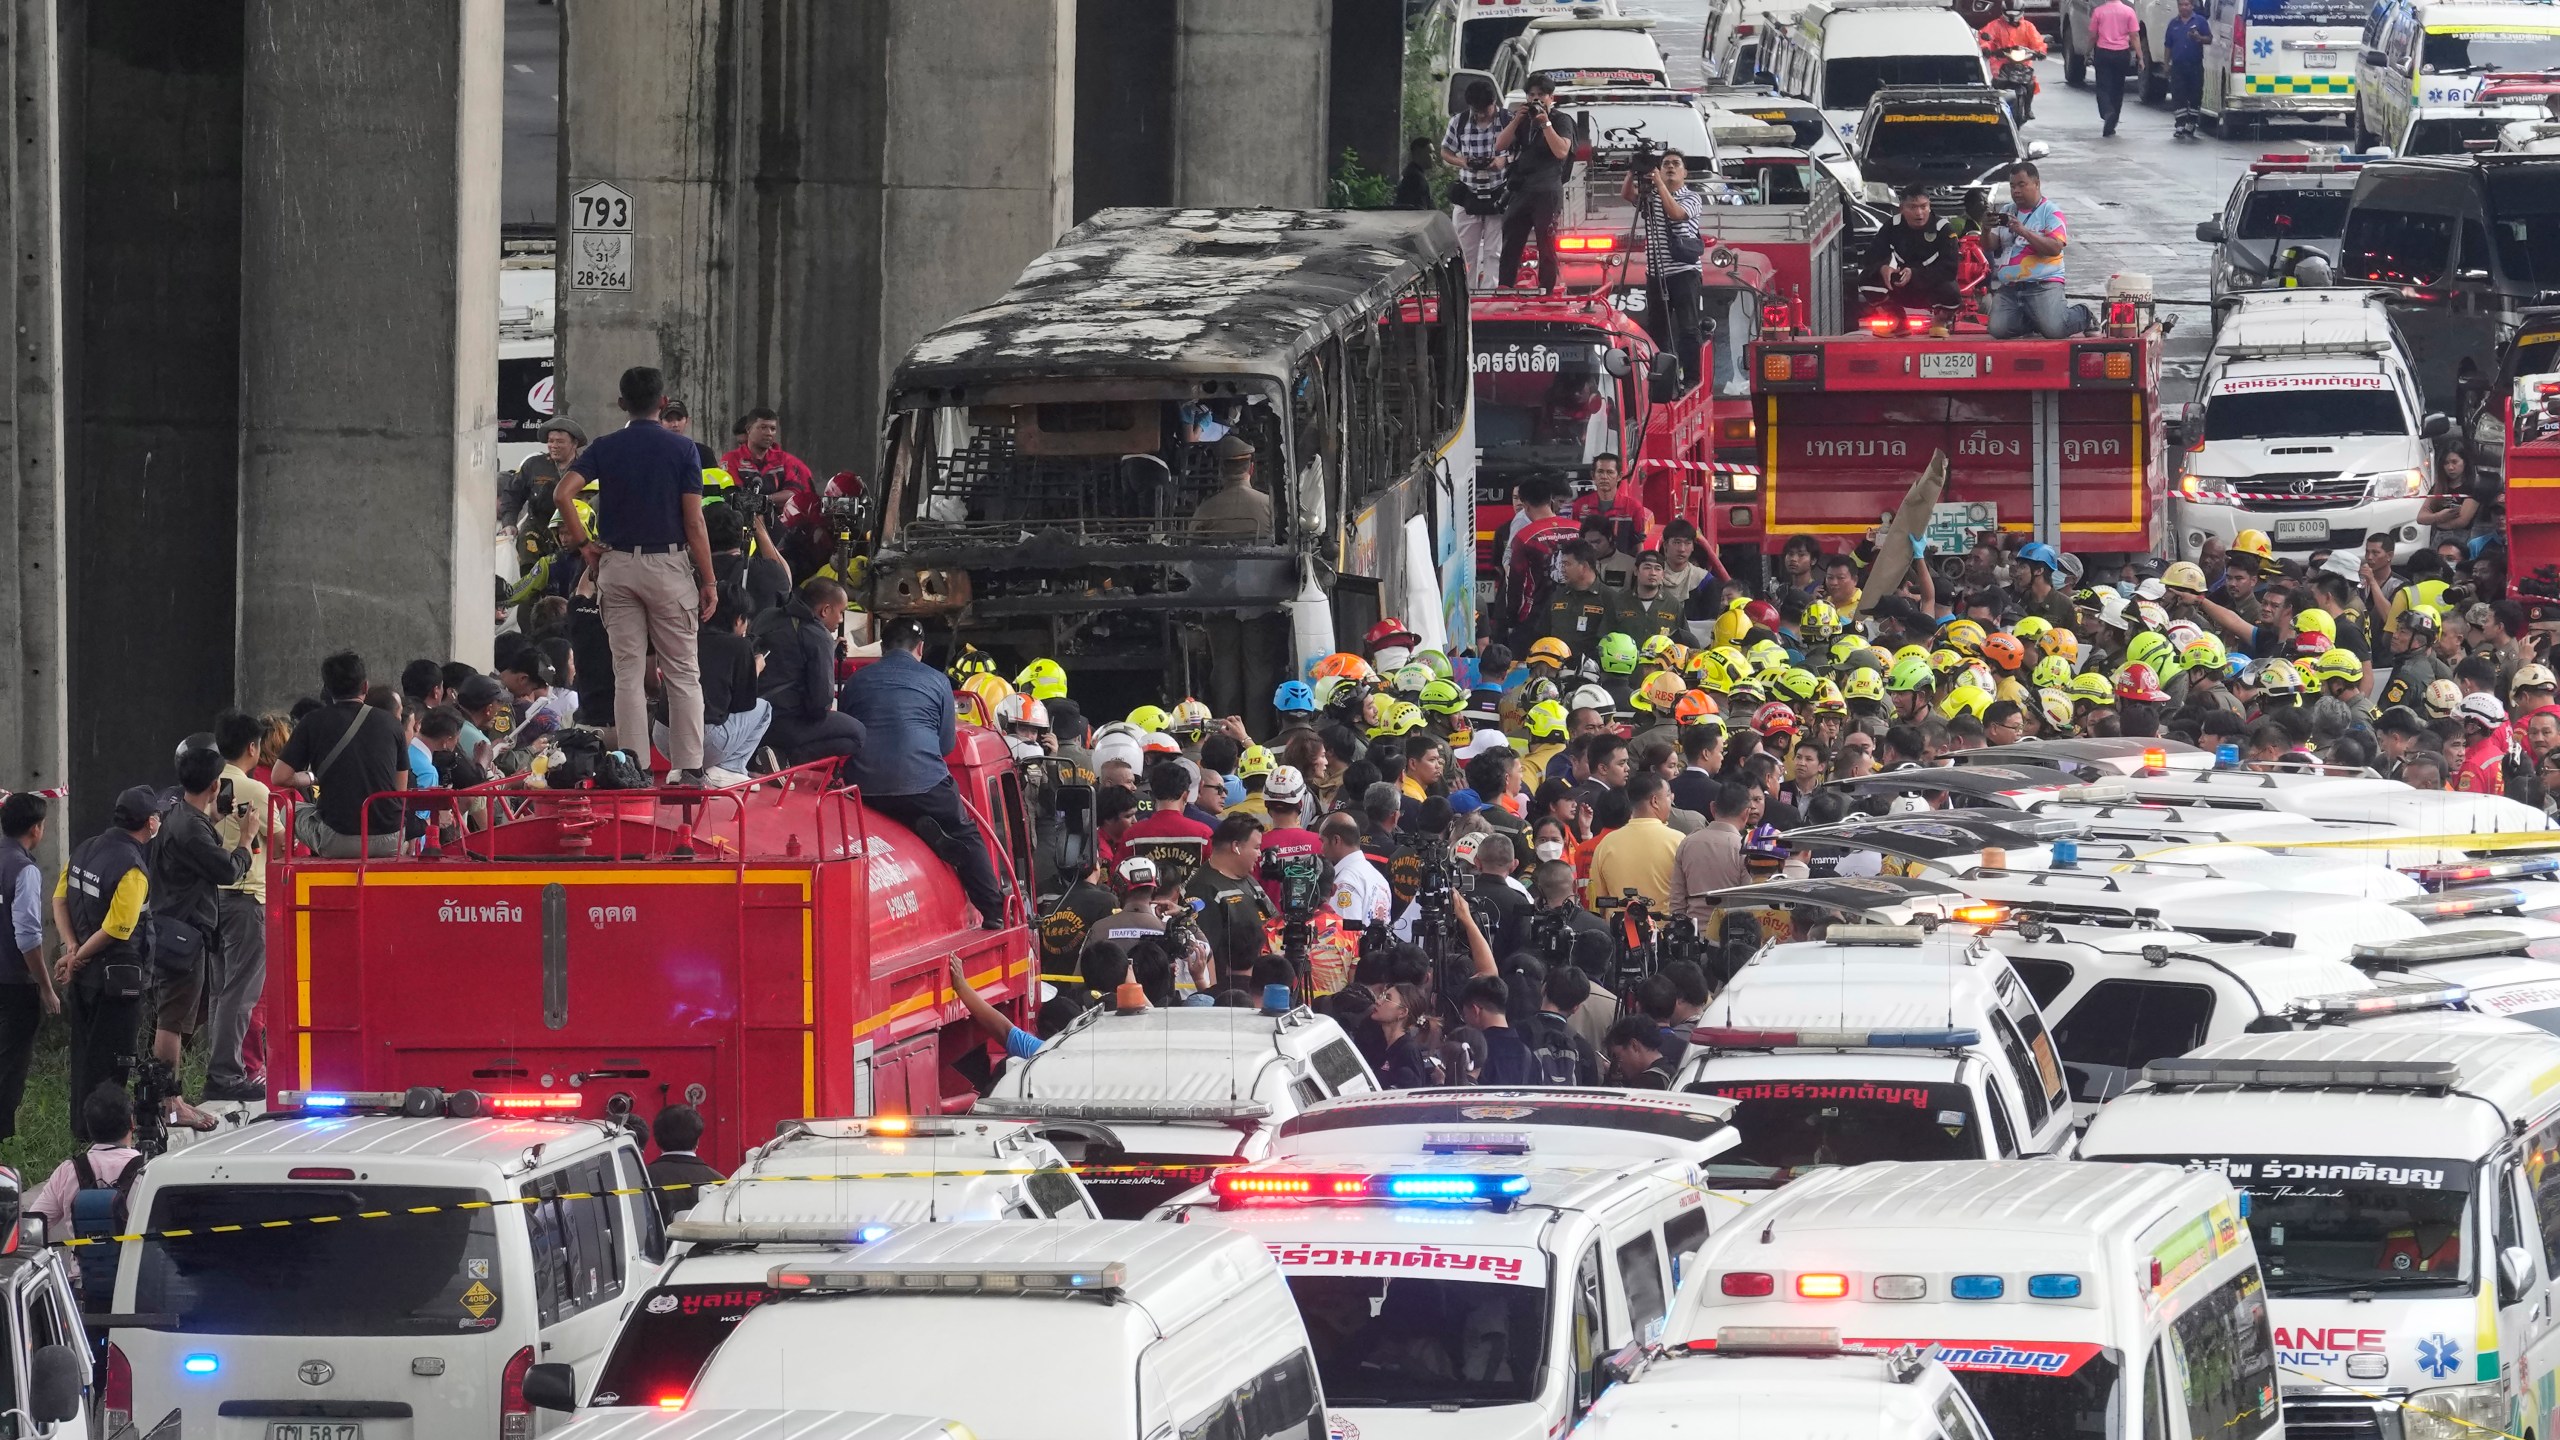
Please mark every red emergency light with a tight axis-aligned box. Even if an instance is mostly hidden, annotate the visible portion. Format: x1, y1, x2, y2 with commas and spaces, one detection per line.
2072, 345, 2135, 387
1864, 312, 1896, 336
486, 1092, 583, 1111
1556, 234, 1618, 252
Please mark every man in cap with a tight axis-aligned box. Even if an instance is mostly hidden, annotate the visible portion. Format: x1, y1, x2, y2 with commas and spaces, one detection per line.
500, 415, 587, 531
51, 786, 161, 1140
1190, 434, 1273, 542
1256, 767, 1324, 911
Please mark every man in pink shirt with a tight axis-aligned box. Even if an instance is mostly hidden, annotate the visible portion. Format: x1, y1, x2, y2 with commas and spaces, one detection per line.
2089, 0, 2142, 136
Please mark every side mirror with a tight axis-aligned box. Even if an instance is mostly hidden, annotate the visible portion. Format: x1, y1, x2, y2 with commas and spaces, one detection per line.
1648, 352, 1681, 404
1601, 347, 1634, 379
28, 1346, 80, 1427
2025, 140, 2052, 160
1445, 68, 1496, 115
522, 1362, 580, 1413
2424, 412, 2453, 438
2500, 1245, 2538, 1307
2063, 1061, 2130, 1105
1597, 1341, 1645, 1392
1053, 781, 1096, 877
2459, 267, 2492, 283
2195, 218, 2227, 244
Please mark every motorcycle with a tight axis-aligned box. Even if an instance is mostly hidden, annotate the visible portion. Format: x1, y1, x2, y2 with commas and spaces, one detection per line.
1993, 46, 2039, 122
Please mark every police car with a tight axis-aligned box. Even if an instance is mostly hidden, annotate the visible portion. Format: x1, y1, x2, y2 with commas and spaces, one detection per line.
563, 1117, 1098, 1413
1575, 1325, 1992, 1440
976, 999, 1379, 1218
1157, 1089, 1739, 1440
2079, 1027, 2560, 1440
1675, 1160, 2282, 1440
109, 1087, 666, 1440
1673, 926, 2077, 1191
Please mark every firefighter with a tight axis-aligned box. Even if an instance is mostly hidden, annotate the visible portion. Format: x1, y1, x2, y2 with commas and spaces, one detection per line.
1859, 187, 1963, 336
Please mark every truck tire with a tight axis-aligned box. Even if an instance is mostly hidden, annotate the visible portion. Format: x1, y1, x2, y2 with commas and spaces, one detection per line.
2064, 23, 2087, 85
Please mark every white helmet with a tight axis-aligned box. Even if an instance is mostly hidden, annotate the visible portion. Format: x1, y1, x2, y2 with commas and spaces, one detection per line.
1569, 683, 1617, 713
1264, 765, 1309, 808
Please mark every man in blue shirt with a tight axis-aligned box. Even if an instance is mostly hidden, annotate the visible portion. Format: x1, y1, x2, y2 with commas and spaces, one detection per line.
2163, 0, 2212, 120
555, 365, 719, 783
837, 618, 1011, 929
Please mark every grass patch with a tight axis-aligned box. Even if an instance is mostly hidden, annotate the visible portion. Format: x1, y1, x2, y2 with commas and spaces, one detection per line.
0, 1017, 210, 1181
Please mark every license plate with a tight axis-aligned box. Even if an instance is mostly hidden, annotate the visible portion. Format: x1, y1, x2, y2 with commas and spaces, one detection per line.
2274, 517, 2328, 541
1919, 352, 1979, 380
268, 1426, 360, 1440
2304, 49, 2337, 67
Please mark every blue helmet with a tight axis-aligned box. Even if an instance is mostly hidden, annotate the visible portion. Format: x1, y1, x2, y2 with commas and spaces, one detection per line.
2017, 542, 2063, 573
1273, 680, 1317, 714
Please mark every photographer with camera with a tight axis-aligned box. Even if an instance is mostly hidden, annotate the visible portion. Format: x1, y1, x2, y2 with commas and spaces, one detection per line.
51, 787, 160, 1142
1619, 144, 1711, 390
1441, 78, 1510, 288
1860, 187, 1963, 337
1526, 858, 1610, 971
1496, 76, 1577, 293
148, 745, 250, 1134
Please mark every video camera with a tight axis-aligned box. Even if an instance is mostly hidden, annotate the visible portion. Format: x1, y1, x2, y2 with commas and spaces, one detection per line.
728, 487, 768, 519
126, 1055, 185, 1158
1604, 124, 1674, 177
1262, 851, 1328, 988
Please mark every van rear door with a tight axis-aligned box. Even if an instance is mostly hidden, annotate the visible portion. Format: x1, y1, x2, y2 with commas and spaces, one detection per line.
2340, 165, 2495, 411
2217, 0, 2363, 123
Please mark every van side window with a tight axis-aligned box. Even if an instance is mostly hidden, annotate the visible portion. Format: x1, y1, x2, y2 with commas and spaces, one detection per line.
1664, 1207, 1711, 1279
615, 1148, 668, 1266
1616, 1234, 1668, 1338
2143, 1342, 2173, 1440
1937, 1387, 1982, 1440
2340, 208, 2451, 286
2006, 956, 2073, 1010
1179, 1350, 1321, 1440
522, 1155, 628, 1325
1572, 1246, 1607, 1414
1987, 1011, 2053, 1130
2169, 1271, 2279, 1440
1027, 1165, 1090, 1219
1983, 1080, 2020, 1158
1310, 1040, 1369, 1094
2527, 1116, 2560, 1273
2049, 979, 2214, 1072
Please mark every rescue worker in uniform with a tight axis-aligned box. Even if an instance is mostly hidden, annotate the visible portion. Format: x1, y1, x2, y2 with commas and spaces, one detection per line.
837, 616, 1013, 930
51, 786, 160, 1142
1860, 187, 1963, 335
1537, 542, 1628, 664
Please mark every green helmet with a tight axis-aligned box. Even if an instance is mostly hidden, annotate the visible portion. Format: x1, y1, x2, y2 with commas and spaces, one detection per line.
1525, 699, 1569, 738
1418, 678, 1466, 716
1772, 667, 1821, 703
2125, 631, 2177, 675
2031, 654, 2075, 690
1747, 638, 1790, 672
1414, 648, 1454, 681
1887, 656, 1936, 693
1599, 632, 1642, 675
2066, 672, 2116, 706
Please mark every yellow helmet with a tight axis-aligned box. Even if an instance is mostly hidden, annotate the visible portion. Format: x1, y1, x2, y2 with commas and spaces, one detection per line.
948, 645, 1001, 681
1843, 668, 1888, 703
1712, 603, 1752, 648
1527, 636, 1573, 670
1939, 617, 1988, 655
1716, 644, 1755, 678
960, 672, 1015, 717
2179, 634, 2228, 673
1893, 644, 1931, 667
1634, 671, 1689, 713
1939, 684, 1993, 720
1127, 704, 1170, 733
1014, 658, 1068, 700
1814, 677, 1849, 714
1771, 667, 1821, 704
1747, 638, 1790, 672
1367, 699, 1426, 737
1235, 744, 1275, 779
1995, 675, 2033, 708
2295, 609, 2337, 643
1830, 635, 1868, 668
1930, 647, 1965, 675
2039, 628, 2080, 662
1801, 599, 1842, 641
2032, 654, 2075, 690
2013, 615, 2053, 645
2066, 672, 2116, 707
2315, 647, 2365, 684
2231, 529, 2275, 565
1640, 633, 1681, 664
1693, 649, 1740, 693
1525, 699, 1569, 738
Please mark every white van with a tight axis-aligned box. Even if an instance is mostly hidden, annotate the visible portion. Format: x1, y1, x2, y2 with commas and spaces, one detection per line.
2175, 288, 2440, 566
111, 1088, 667, 1440
674, 1221, 1321, 1440
544, 1411, 972, 1440
569, 1117, 1099, 1413
1764, 0, 1989, 140
2079, 1027, 2560, 1440
1486, 14, 1671, 98
2355, 0, 2560, 157
1577, 1326, 1994, 1440
977, 1001, 1377, 1219
1671, 926, 2078, 1190
1158, 1092, 1740, 1439
2081, 767, 2557, 833
1416, 0, 1627, 87
1674, 1160, 2283, 1440
2200, 0, 2366, 139
2355, 929, 2560, 1033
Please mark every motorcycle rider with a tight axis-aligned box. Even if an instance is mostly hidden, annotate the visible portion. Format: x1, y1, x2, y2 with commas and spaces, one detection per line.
1858, 187, 1963, 336
1979, 5, 2047, 116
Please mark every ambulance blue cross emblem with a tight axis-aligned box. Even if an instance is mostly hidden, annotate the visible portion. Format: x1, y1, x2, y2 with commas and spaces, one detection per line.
2419, 1335, 2462, 1380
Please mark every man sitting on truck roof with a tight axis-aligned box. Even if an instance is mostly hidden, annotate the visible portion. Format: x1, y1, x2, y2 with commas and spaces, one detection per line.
836, 616, 1011, 930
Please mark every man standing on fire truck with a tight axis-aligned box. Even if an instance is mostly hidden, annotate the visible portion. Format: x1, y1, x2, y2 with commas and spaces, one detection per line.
838, 617, 1011, 930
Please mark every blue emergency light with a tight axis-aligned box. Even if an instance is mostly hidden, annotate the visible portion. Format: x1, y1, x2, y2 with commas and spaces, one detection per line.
300, 1095, 350, 1108
1950, 1275, 2005, 1299
1693, 1026, 1982, 1049
182, 1355, 219, 1375
1215, 1169, 1532, 1210
2028, 1274, 2083, 1299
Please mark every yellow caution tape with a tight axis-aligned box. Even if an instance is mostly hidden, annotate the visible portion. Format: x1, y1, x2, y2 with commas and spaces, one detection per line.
2280, 1365, 2526, 1440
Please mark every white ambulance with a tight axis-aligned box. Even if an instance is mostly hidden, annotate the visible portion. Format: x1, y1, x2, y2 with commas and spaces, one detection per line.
1575, 1326, 1993, 1440
2081, 1027, 2560, 1440
1157, 1090, 1740, 1440
1675, 1160, 2283, 1440
977, 1001, 1378, 1218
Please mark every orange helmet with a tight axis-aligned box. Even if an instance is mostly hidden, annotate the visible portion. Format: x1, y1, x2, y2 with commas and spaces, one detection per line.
1634, 671, 1689, 713
1311, 652, 1374, 682
1752, 702, 1800, 737
1980, 632, 2026, 672
1674, 690, 1723, 727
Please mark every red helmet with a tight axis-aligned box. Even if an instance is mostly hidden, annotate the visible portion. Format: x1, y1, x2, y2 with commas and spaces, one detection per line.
1742, 599, 1782, 633
823, 470, 864, 499
1752, 701, 1801, 736
1365, 618, 1420, 652
2114, 662, 2170, 702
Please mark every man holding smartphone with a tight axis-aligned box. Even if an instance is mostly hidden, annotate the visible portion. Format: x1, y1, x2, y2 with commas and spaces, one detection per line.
1986, 162, 2089, 339
1496, 76, 1577, 293
1440, 79, 1510, 288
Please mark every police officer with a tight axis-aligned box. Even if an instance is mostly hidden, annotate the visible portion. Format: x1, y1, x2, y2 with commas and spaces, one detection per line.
50, 786, 160, 1142
1537, 541, 1627, 664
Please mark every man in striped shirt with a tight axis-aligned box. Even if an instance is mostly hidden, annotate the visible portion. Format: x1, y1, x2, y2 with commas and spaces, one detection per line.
1439, 78, 1509, 288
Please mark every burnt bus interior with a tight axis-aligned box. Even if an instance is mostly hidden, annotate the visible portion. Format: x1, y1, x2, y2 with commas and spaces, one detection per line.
874, 212, 1469, 721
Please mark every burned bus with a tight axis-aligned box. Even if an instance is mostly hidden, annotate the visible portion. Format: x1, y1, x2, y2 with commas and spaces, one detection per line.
864, 208, 1475, 720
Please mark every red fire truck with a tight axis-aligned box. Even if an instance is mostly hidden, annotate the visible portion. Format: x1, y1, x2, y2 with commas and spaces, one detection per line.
262, 736, 1041, 1169
2506, 369, 2560, 582
1745, 314, 2169, 562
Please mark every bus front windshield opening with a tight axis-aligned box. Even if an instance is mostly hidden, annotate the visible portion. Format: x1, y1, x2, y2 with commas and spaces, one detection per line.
1289, 1275, 1548, 1408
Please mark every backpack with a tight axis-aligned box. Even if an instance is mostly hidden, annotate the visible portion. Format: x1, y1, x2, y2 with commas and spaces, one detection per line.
69, 1151, 144, 1312
1526, 1011, 1587, 1088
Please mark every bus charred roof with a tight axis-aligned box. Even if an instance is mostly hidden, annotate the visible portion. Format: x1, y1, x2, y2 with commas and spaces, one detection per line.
890, 207, 1461, 401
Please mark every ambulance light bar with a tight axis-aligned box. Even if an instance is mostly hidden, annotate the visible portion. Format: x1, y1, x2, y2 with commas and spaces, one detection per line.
2412, 854, 2560, 885
972, 1098, 1272, 1123
2289, 982, 2470, 1019
1422, 1131, 1533, 1155
1693, 1026, 1980, 1049
1718, 1271, 2086, 1301
669, 1220, 894, 1246
2351, 930, 2534, 967
1825, 924, 1927, 945
2395, 885, 2531, 917
2057, 780, 2136, 803
276, 1088, 582, 1117
1716, 1326, 1843, 1353
767, 1261, 1125, 1296
2139, 1057, 2460, 1091
1211, 1170, 1533, 1210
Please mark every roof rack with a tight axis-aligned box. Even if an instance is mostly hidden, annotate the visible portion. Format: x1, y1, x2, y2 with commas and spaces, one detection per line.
2215, 337, 2393, 361
2139, 1056, 2460, 1092
1967, 866, 2124, 892
1823, 923, 1930, 945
